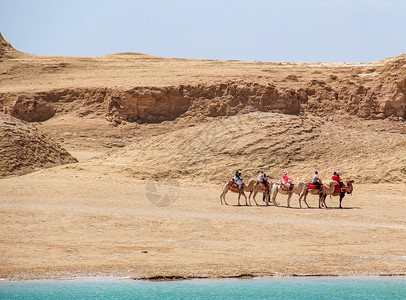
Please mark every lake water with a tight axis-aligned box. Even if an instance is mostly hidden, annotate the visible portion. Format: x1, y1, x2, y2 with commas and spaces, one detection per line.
1, 277, 406, 299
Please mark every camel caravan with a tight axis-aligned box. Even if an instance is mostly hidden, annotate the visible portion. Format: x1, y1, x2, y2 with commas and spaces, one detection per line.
220, 170, 354, 209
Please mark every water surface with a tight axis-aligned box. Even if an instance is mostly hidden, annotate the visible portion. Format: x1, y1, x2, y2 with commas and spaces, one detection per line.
1, 276, 406, 299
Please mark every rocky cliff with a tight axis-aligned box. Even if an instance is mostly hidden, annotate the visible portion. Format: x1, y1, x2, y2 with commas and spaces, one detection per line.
1, 34, 405, 124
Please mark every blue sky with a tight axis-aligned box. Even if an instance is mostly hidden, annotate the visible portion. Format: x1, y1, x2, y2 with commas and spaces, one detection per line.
1, 0, 405, 62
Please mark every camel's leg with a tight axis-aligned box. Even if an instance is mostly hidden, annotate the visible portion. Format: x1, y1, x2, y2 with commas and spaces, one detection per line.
287, 193, 292, 208
220, 189, 224, 205
220, 188, 228, 205
271, 187, 278, 206
237, 192, 241, 206
298, 190, 304, 208
339, 192, 345, 208
322, 194, 328, 208
249, 190, 257, 206
243, 192, 248, 206
303, 192, 311, 208
264, 190, 271, 206
317, 193, 323, 209
251, 191, 259, 206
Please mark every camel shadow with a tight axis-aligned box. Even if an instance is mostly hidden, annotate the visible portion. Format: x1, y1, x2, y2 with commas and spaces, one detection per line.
277, 205, 361, 210
322, 206, 361, 210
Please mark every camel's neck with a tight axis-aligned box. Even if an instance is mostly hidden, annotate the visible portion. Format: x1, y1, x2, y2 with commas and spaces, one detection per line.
346, 182, 353, 193
327, 182, 338, 192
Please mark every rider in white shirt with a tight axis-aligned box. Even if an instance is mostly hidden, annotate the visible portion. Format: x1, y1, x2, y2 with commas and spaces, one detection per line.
233, 170, 243, 191
312, 171, 322, 191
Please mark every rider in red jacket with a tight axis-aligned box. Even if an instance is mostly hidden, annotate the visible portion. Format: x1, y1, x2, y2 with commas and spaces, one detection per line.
332, 172, 343, 189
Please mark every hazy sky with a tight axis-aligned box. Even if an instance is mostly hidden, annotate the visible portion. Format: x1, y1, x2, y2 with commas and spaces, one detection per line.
1, 0, 405, 62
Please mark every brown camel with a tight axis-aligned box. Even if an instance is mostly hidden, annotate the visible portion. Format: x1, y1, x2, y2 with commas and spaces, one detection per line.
320, 180, 354, 208
220, 180, 256, 206
251, 181, 273, 206
297, 183, 324, 208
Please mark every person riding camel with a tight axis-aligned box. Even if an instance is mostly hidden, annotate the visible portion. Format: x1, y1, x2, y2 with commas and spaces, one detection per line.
282, 171, 292, 189
332, 172, 343, 187
258, 171, 269, 189
258, 171, 269, 201
233, 170, 244, 192
312, 171, 322, 191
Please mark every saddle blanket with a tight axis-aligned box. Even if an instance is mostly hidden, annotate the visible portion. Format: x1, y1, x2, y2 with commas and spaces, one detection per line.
280, 183, 294, 191
307, 183, 323, 189
228, 180, 245, 187
228, 180, 244, 193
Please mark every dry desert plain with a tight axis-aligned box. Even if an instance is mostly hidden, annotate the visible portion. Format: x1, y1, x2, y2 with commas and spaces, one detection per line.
1, 33, 406, 279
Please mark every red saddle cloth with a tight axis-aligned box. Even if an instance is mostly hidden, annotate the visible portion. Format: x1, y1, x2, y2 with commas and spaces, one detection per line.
334, 183, 342, 194
307, 183, 323, 189
280, 183, 294, 191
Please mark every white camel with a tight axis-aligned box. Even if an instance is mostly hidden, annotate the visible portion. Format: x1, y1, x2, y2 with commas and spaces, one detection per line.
320, 180, 354, 208
220, 180, 256, 206
271, 181, 307, 208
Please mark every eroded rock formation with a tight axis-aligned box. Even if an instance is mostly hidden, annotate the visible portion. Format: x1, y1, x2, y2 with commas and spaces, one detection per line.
0, 114, 78, 177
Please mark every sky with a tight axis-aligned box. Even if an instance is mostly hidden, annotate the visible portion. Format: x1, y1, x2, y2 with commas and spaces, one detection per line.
1, 0, 405, 62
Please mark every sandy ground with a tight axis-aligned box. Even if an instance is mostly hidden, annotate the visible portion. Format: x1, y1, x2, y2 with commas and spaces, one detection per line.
1, 161, 406, 280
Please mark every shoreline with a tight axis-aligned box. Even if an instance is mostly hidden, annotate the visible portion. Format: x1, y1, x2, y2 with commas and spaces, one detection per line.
2, 272, 406, 282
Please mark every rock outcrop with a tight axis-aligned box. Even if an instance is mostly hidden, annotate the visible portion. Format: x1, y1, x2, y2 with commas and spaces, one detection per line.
0, 83, 301, 123
0, 32, 18, 58
0, 114, 77, 177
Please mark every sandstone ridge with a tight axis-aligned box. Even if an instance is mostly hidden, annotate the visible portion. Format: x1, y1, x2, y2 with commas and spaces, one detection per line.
0, 35, 405, 123
1, 73, 405, 124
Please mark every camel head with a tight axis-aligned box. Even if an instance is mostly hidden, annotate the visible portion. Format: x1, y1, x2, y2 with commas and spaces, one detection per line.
346, 180, 354, 194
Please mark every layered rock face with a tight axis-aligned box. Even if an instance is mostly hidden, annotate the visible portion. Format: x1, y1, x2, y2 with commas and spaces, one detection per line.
1, 33, 405, 123
0, 83, 301, 123
1, 58, 405, 123
0, 114, 78, 177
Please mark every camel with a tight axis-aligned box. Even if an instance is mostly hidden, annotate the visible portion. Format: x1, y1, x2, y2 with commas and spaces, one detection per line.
320, 180, 354, 208
270, 181, 307, 208
251, 181, 273, 206
220, 180, 256, 206
297, 183, 325, 208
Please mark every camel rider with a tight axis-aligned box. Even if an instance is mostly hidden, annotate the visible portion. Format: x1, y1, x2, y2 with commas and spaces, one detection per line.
259, 171, 269, 202
282, 171, 292, 188
312, 171, 322, 191
332, 172, 343, 188
233, 170, 244, 191
258, 171, 269, 188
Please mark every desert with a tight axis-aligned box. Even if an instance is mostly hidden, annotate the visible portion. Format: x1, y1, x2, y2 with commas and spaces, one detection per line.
1, 32, 406, 280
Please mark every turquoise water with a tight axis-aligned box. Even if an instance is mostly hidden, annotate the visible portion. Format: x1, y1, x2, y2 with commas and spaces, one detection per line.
1, 277, 406, 299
